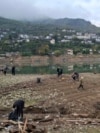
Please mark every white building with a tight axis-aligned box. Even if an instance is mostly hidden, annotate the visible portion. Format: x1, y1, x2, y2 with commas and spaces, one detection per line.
89, 49, 93, 55
45, 36, 51, 40
62, 29, 66, 32
96, 38, 100, 42
61, 39, 70, 43
50, 39, 55, 44
76, 35, 90, 40
67, 49, 73, 55
68, 65, 74, 71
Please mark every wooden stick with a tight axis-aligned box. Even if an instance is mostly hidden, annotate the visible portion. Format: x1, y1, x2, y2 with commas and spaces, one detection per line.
1, 120, 23, 125
22, 118, 27, 133
18, 121, 23, 133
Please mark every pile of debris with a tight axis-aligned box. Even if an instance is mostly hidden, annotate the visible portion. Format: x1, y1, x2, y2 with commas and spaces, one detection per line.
0, 119, 47, 133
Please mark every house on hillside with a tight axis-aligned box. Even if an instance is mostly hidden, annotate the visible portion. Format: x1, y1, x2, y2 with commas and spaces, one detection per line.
45, 36, 51, 40
50, 39, 55, 44
68, 65, 73, 71
67, 49, 73, 55
89, 49, 93, 55
61, 39, 70, 43
62, 29, 66, 32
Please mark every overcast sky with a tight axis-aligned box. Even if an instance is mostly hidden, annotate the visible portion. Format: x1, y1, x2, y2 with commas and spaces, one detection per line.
0, 0, 99, 26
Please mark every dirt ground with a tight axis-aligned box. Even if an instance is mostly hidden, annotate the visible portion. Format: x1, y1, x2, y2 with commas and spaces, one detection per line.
0, 73, 100, 132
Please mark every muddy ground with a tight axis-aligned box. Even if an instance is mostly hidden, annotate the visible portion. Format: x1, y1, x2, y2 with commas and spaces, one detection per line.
0, 73, 100, 132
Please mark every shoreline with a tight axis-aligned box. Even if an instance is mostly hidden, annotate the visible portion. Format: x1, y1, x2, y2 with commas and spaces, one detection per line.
0, 54, 100, 66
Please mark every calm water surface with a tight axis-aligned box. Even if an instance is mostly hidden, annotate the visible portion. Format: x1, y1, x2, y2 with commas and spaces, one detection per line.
15, 63, 100, 74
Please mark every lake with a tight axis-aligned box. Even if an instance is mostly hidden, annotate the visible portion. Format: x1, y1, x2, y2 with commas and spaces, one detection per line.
0, 55, 100, 74
14, 63, 100, 74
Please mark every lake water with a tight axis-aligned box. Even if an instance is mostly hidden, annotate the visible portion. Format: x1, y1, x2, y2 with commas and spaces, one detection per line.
15, 63, 100, 74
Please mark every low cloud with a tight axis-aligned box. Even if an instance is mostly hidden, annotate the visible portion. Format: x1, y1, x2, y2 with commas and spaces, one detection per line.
0, 0, 99, 26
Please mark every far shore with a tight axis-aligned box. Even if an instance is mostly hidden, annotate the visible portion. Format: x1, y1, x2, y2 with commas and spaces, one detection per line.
0, 54, 100, 66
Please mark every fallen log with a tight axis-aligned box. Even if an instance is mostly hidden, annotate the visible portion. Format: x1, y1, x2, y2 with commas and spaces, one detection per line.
0, 120, 23, 126
39, 118, 53, 123
65, 118, 100, 125
72, 113, 89, 118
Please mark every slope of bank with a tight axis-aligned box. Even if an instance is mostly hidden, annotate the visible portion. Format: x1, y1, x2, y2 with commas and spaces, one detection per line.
0, 54, 100, 66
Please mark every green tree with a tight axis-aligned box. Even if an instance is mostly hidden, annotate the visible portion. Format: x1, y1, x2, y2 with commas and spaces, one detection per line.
54, 50, 62, 56
38, 44, 49, 55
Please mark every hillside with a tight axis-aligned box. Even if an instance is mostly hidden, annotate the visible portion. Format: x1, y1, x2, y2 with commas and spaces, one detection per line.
0, 17, 23, 30
36, 18, 100, 33
0, 17, 100, 33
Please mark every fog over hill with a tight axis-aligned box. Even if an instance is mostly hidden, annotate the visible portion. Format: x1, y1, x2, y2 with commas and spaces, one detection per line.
0, 0, 100, 27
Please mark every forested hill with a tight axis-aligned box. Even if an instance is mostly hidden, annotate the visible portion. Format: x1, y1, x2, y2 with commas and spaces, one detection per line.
0, 16, 100, 33
36, 18, 100, 33
0, 17, 23, 28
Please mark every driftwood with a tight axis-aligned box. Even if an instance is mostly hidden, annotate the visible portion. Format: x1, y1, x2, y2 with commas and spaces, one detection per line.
1, 120, 23, 125
72, 113, 89, 118
1, 119, 47, 133
65, 118, 100, 125
39, 118, 53, 122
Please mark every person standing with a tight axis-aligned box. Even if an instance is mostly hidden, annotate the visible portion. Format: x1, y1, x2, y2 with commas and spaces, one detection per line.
11, 65, 16, 75
57, 67, 63, 77
78, 77, 84, 90
2, 65, 8, 75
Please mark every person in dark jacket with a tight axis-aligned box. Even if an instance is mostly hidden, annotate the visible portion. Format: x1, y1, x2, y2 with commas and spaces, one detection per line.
3, 68, 7, 75
13, 99, 24, 120
72, 72, 79, 81
11, 65, 16, 75
57, 67, 63, 77
2, 65, 8, 75
8, 99, 25, 121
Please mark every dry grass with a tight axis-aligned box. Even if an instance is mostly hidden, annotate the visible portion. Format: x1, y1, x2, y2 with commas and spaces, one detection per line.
0, 74, 48, 87
0, 73, 100, 133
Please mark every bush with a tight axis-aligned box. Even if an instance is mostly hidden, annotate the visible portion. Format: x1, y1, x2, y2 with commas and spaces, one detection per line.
21, 52, 32, 56
54, 50, 62, 57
